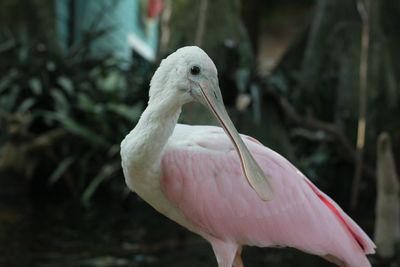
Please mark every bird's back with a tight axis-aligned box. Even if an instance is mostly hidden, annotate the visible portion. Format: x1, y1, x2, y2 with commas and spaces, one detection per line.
162, 124, 375, 266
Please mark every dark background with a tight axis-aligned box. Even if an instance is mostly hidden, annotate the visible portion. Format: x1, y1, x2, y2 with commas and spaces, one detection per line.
0, 0, 399, 266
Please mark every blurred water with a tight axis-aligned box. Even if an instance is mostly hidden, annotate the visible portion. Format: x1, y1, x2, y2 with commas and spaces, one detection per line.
0, 196, 361, 267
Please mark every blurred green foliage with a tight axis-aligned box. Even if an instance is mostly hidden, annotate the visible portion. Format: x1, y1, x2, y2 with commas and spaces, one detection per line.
0, 30, 153, 204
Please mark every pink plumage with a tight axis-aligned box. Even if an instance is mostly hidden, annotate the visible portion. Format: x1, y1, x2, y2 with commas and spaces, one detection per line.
161, 124, 375, 267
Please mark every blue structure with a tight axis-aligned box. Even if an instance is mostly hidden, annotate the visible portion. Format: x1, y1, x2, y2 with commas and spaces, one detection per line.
55, 0, 160, 65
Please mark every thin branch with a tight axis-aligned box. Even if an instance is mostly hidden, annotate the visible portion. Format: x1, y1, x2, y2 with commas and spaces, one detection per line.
351, 0, 370, 210
67, 0, 120, 57
158, 0, 172, 56
67, 0, 76, 48
87, 0, 120, 32
195, 0, 209, 46
374, 132, 400, 258
261, 81, 375, 180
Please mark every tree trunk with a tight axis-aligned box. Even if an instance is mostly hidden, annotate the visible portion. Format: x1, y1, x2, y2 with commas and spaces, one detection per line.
374, 133, 400, 259
240, 0, 261, 55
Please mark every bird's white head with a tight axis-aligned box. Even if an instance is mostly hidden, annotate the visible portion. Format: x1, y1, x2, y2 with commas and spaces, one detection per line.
149, 46, 219, 107
147, 46, 274, 201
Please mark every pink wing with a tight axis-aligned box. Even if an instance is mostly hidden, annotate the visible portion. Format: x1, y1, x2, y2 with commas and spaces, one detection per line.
161, 124, 375, 265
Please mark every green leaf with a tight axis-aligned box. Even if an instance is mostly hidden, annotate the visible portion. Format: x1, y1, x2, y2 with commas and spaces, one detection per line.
48, 157, 75, 185
7, 85, 20, 111
0, 39, 16, 54
50, 89, 69, 112
81, 162, 120, 205
77, 93, 95, 111
107, 102, 143, 121
46, 61, 56, 72
41, 112, 109, 147
17, 98, 35, 113
0, 78, 10, 94
0, 69, 18, 94
97, 71, 125, 92
57, 76, 74, 95
29, 78, 42, 95
18, 45, 28, 63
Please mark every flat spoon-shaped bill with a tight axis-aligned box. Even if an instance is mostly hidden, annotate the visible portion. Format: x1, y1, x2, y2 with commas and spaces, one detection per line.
194, 79, 274, 201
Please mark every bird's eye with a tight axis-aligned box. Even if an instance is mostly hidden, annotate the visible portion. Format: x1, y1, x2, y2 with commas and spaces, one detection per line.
190, 65, 201, 75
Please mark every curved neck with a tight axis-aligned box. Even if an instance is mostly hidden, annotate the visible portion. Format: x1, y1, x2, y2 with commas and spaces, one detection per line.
121, 97, 182, 190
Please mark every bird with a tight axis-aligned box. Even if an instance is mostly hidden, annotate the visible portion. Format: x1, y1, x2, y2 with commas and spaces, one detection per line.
120, 46, 375, 267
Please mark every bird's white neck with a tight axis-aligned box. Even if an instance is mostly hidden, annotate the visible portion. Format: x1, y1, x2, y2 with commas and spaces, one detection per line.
121, 97, 182, 192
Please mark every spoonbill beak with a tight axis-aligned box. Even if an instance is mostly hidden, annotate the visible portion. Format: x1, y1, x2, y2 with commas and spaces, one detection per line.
192, 78, 274, 201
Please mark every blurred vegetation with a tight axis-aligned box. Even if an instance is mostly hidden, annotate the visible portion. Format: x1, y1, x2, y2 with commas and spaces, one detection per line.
265, 0, 400, 211
0, 0, 57, 47
0, 27, 154, 204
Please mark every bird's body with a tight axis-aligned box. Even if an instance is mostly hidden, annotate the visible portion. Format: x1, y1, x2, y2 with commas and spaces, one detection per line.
121, 46, 375, 267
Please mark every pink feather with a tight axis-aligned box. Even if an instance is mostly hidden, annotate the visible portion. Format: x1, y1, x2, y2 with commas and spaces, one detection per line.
161, 124, 375, 267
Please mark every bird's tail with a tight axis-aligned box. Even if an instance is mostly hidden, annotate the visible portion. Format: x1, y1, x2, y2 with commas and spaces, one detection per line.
305, 179, 376, 255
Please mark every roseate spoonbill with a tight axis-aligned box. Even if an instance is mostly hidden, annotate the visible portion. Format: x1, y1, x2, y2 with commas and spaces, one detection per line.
120, 46, 375, 267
